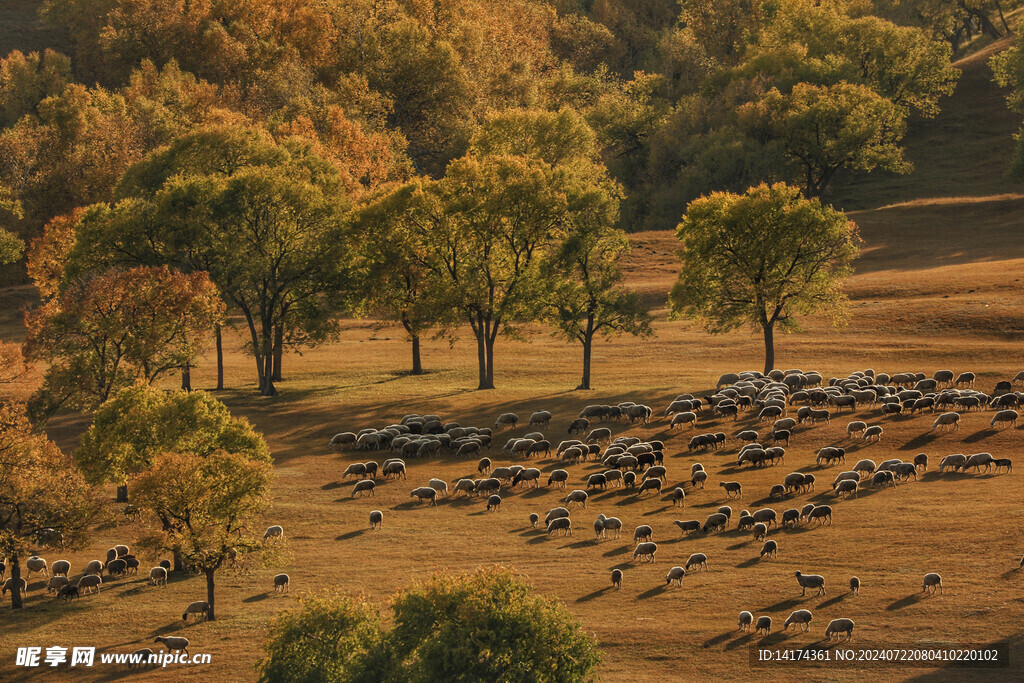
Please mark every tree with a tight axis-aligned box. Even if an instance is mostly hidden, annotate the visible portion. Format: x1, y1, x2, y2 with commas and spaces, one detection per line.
23, 265, 224, 418
75, 383, 269, 505
670, 183, 861, 374
0, 402, 98, 609
256, 596, 383, 683
352, 183, 452, 375
738, 82, 910, 198
256, 567, 601, 683
545, 223, 652, 390
131, 450, 273, 620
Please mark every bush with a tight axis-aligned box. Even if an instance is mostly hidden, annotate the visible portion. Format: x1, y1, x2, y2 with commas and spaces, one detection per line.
256, 567, 600, 683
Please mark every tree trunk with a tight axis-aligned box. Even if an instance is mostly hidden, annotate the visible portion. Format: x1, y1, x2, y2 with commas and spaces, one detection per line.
410, 334, 423, 375
180, 363, 192, 392
578, 337, 593, 390
763, 322, 775, 376
205, 569, 217, 621
116, 484, 128, 503
9, 554, 22, 609
475, 325, 489, 390
272, 324, 283, 382
215, 325, 224, 391
482, 336, 495, 390
173, 549, 184, 573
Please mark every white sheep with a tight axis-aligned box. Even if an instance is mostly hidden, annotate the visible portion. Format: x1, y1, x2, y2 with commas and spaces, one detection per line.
154, 636, 190, 655
26, 556, 48, 578
685, 553, 708, 571
922, 572, 943, 594
633, 542, 658, 562
410, 487, 438, 506
182, 600, 211, 621
369, 510, 383, 530
263, 525, 284, 541
825, 618, 855, 642
666, 566, 686, 586
547, 517, 572, 536
77, 574, 101, 594
755, 616, 772, 635
149, 567, 168, 587
784, 609, 813, 632
795, 571, 826, 596
738, 611, 753, 632
931, 412, 960, 432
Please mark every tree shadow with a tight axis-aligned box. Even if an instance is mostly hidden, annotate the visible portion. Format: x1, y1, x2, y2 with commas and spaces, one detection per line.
887, 593, 925, 611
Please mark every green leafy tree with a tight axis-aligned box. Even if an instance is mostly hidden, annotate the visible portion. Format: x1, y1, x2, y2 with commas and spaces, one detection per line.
670, 183, 861, 374
132, 450, 273, 620
75, 383, 269, 506
256, 595, 383, 683
0, 402, 99, 609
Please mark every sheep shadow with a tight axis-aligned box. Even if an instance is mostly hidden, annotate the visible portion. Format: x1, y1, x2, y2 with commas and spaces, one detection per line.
702, 632, 733, 648
321, 481, 346, 490
723, 633, 755, 650
962, 429, 996, 443
761, 597, 801, 612
520, 487, 549, 499
817, 593, 850, 609
641, 506, 675, 517
726, 541, 752, 551
887, 593, 925, 611
735, 557, 762, 569
335, 529, 366, 541
637, 584, 670, 599
898, 432, 941, 451
242, 592, 272, 603
603, 545, 630, 557
576, 587, 613, 603
561, 540, 599, 550
390, 501, 426, 511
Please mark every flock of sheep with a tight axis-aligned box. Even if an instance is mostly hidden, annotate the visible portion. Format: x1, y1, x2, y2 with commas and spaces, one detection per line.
325, 366, 1021, 644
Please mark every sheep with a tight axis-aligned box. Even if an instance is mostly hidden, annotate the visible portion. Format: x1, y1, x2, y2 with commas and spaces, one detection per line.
774, 417, 798, 432
991, 410, 1018, 429
834, 479, 858, 498
383, 461, 407, 479
963, 452, 995, 473
274, 573, 290, 593
456, 441, 482, 457
644, 465, 668, 483
871, 470, 896, 488
58, 583, 80, 601
738, 611, 754, 632
781, 509, 800, 528
182, 600, 211, 621
760, 540, 778, 559
529, 410, 552, 428
513, 467, 542, 488
26, 556, 48, 578
329, 432, 357, 450
816, 447, 846, 467
426, 478, 449, 497
528, 513, 540, 529
717, 373, 740, 388
862, 425, 883, 442
784, 609, 813, 632
545, 507, 570, 525
623, 471, 637, 488
795, 571, 826, 596
546, 469, 569, 488
149, 566, 168, 587
486, 494, 502, 512
892, 462, 918, 481
825, 618, 855, 642
46, 575, 69, 594
849, 577, 860, 594
633, 542, 658, 562
547, 517, 572, 536
691, 471, 707, 489
674, 520, 701, 535
105, 559, 128, 578
598, 515, 623, 539
719, 481, 742, 499
474, 478, 501, 495
847, 421, 867, 439
751, 508, 777, 527
451, 479, 475, 497
564, 489, 589, 508
585, 428, 612, 444
717, 505, 732, 521
76, 573, 100, 593
83, 559, 103, 576
758, 406, 783, 422
939, 454, 968, 472
670, 412, 698, 430
922, 572, 943, 594
755, 616, 772, 635
410, 487, 438, 506
154, 636, 190, 655
49, 560, 70, 578
3, 576, 27, 596
853, 459, 876, 477
494, 413, 519, 430
263, 525, 284, 541
752, 523, 768, 542
343, 462, 367, 480
737, 430, 760, 444
832, 471, 860, 488
799, 503, 815, 522
490, 467, 515, 483
351, 479, 376, 498
611, 569, 622, 589
586, 473, 608, 491
931, 412, 961, 432
769, 484, 786, 499
366, 509, 384, 531
568, 418, 590, 434
637, 478, 662, 496
666, 566, 686, 586
702, 513, 728, 533
670, 487, 686, 508
994, 458, 1013, 473
808, 505, 833, 526
633, 525, 653, 543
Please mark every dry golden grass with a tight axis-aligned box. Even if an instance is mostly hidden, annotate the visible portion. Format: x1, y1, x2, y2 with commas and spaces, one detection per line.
2, 29, 1024, 683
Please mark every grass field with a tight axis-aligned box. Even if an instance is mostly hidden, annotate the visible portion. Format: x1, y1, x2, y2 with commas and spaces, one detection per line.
2, 29, 1024, 683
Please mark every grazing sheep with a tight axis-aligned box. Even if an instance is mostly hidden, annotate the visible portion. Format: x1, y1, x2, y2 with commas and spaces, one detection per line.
633, 525, 653, 543
808, 505, 833, 526
494, 413, 519, 430
182, 600, 211, 621
751, 508, 777, 527
994, 458, 1013, 473
546, 469, 569, 488
666, 566, 686, 586
674, 520, 701, 535
263, 525, 284, 541
784, 609, 813, 632
84, 560, 103, 576
633, 542, 658, 563
769, 484, 786, 499
452, 479, 476, 497
737, 430, 760, 444
547, 517, 572, 536
383, 461, 407, 479
545, 507, 570, 524
832, 471, 860, 488
963, 452, 995, 473
528, 513, 540, 529
892, 462, 918, 481
931, 412, 961, 432
105, 559, 128, 578
274, 574, 290, 593
755, 616, 772, 635
3, 577, 27, 596
154, 636, 190, 655
51, 560, 70, 577
456, 442, 482, 457
799, 503, 815, 522
329, 432, 357, 450
862, 425, 883, 442
410, 487, 438, 505
46, 576, 69, 594
825, 618, 855, 642
367, 510, 384, 530
58, 583, 79, 601
343, 462, 367, 480
529, 410, 552, 428
586, 473, 608, 490
752, 522, 768, 541
939, 454, 968, 472
816, 447, 846, 467
638, 478, 662, 496
474, 478, 501, 495
991, 410, 1018, 429
781, 509, 800, 528
922, 573, 943, 594
486, 494, 502, 512
760, 540, 778, 559
26, 556, 48, 578
149, 567, 168, 587
871, 470, 896, 488
564, 489, 589, 508
77, 573, 101, 593
719, 481, 742, 499
691, 471, 707, 489
670, 412, 698, 430
672, 487, 686, 507
795, 571, 826, 596
352, 479, 375, 497
585, 428, 612, 444
834, 479, 858, 498
702, 513, 728, 533
846, 421, 867, 439
849, 577, 860, 594
427, 478, 450, 497
853, 459, 876, 477
739, 611, 753, 632
611, 569, 622, 589
568, 418, 589, 434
